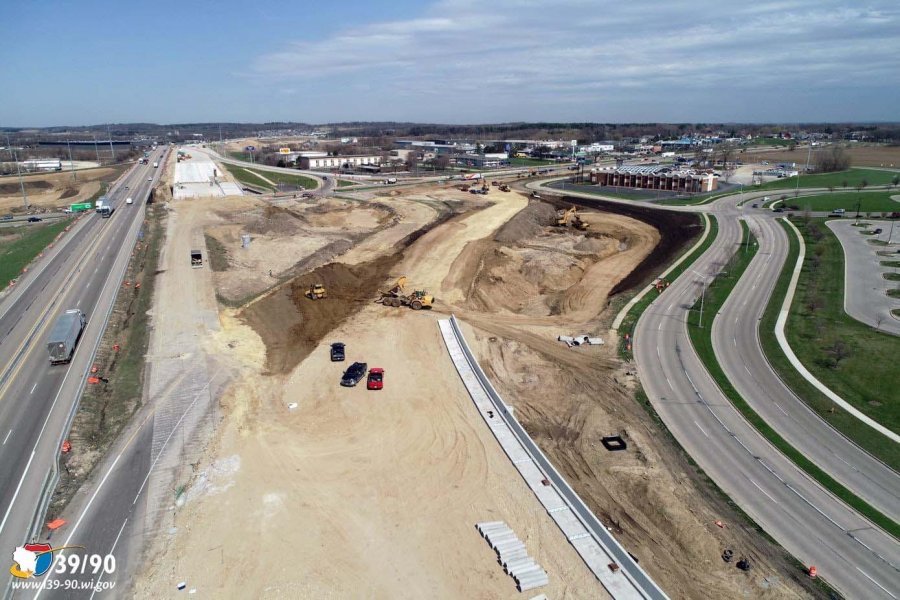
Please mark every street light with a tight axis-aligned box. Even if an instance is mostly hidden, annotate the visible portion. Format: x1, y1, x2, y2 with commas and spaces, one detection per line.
691, 269, 709, 328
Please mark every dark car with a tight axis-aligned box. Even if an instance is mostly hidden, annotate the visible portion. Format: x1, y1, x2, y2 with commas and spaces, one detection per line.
1, 214, 13, 221
340, 362, 367, 387
773, 207, 784, 213
873, 228, 883, 234
27, 216, 43, 222
330, 342, 345, 362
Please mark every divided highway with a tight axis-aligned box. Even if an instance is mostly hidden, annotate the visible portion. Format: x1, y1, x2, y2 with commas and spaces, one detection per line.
0, 149, 165, 596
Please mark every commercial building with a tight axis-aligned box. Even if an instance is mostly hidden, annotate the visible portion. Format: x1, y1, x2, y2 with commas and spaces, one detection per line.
454, 153, 509, 168
298, 154, 382, 170
590, 165, 717, 193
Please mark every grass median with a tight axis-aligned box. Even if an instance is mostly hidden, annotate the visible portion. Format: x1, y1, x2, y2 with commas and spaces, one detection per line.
687, 220, 899, 537
752, 168, 897, 191
618, 213, 716, 358
225, 164, 318, 190
0, 218, 73, 289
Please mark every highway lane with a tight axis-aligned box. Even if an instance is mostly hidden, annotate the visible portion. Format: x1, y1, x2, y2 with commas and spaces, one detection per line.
713, 214, 900, 521
0, 149, 166, 596
826, 219, 900, 335
634, 203, 900, 599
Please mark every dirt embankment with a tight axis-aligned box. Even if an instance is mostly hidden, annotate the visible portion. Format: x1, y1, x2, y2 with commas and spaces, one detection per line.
550, 195, 702, 296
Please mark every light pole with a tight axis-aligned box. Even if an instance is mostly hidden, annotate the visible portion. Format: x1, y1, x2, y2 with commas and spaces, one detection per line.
691, 269, 708, 328
66, 139, 76, 181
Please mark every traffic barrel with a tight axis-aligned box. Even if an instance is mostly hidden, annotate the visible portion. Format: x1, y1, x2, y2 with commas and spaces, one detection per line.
808, 565, 817, 578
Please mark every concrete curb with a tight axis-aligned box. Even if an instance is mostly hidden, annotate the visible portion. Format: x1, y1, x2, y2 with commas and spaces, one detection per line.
612, 212, 711, 331
775, 217, 899, 444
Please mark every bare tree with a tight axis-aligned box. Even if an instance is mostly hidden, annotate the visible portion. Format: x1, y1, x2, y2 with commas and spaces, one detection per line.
826, 339, 851, 368
814, 146, 851, 173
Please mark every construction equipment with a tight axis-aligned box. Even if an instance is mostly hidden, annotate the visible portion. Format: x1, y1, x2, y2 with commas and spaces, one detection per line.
499, 184, 511, 192
190, 250, 203, 268
375, 276, 433, 310
555, 206, 589, 231
305, 284, 327, 300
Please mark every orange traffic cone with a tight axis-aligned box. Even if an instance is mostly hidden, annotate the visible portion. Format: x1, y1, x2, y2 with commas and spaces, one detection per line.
808, 565, 817, 579
61, 440, 72, 453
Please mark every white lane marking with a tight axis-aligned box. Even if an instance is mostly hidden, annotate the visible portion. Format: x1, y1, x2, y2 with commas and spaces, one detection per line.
0, 451, 36, 534
694, 420, 709, 438
748, 477, 778, 504
30, 383, 37, 394
94, 266, 98, 273
2, 430, 10, 445
773, 402, 788, 416
733, 336, 737, 347
87, 518, 128, 600
665, 376, 673, 389
854, 566, 896, 599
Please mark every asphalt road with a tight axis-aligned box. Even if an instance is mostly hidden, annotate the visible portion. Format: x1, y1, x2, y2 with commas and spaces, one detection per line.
826, 219, 900, 335
0, 149, 165, 597
712, 213, 900, 519
533, 182, 900, 598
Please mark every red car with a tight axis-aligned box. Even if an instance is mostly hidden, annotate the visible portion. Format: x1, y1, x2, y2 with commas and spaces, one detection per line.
367, 368, 384, 390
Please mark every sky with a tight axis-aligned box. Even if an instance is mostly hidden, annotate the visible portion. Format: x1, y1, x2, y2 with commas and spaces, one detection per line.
1, 0, 898, 127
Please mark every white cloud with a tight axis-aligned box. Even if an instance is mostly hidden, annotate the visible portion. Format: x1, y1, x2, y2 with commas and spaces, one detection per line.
249, 0, 900, 121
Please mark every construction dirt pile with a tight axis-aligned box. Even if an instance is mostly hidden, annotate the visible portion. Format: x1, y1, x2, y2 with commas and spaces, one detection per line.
134, 183, 818, 599
0, 165, 127, 212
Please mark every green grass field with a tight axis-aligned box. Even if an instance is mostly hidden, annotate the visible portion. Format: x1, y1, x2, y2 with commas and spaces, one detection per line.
787, 218, 899, 434
507, 157, 559, 167
0, 219, 72, 288
773, 190, 900, 213
337, 179, 357, 187
225, 165, 318, 191
688, 220, 899, 536
753, 168, 898, 191
745, 137, 796, 147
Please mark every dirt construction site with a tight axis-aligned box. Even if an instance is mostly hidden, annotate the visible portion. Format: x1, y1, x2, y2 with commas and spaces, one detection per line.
133, 154, 821, 598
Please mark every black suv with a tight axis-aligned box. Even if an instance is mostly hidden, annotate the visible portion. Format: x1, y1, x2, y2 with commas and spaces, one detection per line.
340, 362, 367, 387
330, 342, 345, 362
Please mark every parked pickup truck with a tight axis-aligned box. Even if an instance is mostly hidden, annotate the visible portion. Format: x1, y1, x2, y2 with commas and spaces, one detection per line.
46, 309, 86, 365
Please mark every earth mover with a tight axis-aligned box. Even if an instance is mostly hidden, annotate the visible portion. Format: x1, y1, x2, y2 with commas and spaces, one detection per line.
305, 284, 327, 300
555, 206, 589, 231
376, 276, 433, 310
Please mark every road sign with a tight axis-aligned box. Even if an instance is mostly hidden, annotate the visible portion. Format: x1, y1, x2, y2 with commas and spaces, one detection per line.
244, 146, 256, 152
279, 148, 291, 155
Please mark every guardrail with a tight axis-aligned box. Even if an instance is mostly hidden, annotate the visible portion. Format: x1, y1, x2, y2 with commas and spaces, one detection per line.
445, 315, 667, 600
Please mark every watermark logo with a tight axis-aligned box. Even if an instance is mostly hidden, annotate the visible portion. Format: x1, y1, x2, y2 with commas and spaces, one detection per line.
10, 544, 83, 578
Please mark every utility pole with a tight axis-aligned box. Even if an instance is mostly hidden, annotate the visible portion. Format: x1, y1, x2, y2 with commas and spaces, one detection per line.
93, 135, 100, 163
805, 141, 813, 173
6, 134, 29, 208
66, 139, 76, 181
698, 282, 706, 328
107, 124, 116, 161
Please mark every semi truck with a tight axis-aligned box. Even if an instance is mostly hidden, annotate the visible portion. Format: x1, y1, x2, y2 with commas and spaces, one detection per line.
46, 309, 86, 365
99, 205, 114, 218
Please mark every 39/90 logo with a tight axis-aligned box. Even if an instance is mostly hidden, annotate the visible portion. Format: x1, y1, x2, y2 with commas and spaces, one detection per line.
53, 553, 116, 576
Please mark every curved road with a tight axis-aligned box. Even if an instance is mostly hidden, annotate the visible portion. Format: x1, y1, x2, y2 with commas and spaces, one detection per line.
532, 181, 900, 598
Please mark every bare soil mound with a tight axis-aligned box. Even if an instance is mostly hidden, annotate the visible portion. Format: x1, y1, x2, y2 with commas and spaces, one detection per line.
494, 200, 558, 243
241, 256, 401, 374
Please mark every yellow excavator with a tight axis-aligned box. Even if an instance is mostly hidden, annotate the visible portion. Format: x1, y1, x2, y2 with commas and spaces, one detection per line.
305, 284, 327, 300
376, 276, 434, 310
555, 206, 589, 231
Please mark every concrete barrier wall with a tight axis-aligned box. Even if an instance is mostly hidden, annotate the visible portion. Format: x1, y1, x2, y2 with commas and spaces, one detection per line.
447, 315, 667, 600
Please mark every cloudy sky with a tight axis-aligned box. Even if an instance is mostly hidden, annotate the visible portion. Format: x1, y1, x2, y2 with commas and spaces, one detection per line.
1, 0, 898, 126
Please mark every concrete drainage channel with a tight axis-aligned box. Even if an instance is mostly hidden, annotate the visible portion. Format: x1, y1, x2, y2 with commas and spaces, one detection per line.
440, 316, 667, 600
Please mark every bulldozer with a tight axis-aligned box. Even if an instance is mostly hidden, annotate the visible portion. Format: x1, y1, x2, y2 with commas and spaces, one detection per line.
555, 206, 589, 231
376, 276, 434, 310
305, 284, 327, 300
